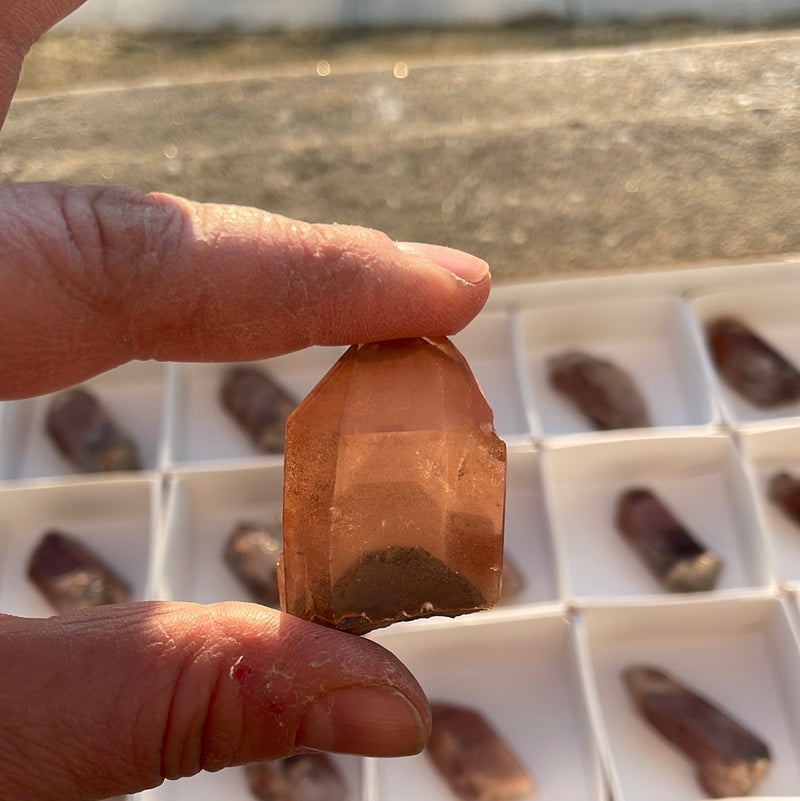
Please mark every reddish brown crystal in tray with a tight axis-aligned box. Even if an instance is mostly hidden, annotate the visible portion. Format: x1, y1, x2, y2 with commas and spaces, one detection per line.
768, 471, 800, 528
615, 488, 722, 592
624, 665, 771, 798
280, 337, 507, 635
427, 702, 536, 801
497, 553, 526, 605
223, 521, 282, 607
27, 530, 132, 613
245, 754, 346, 801
547, 351, 651, 430
45, 388, 141, 472
220, 366, 297, 453
707, 316, 800, 408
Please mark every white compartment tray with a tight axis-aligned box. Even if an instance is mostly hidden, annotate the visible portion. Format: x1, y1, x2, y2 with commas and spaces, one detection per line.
3, 257, 800, 801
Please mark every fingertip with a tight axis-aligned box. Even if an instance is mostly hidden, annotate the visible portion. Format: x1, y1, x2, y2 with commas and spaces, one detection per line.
396, 241, 491, 286
295, 685, 431, 757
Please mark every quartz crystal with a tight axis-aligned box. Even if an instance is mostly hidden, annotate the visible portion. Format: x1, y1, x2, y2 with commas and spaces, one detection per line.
427, 702, 536, 801
547, 351, 650, 430
707, 317, 800, 407
223, 521, 282, 606
220, 366, 297, 453
280, 337, 507, 635
498, 554, 525, 605
245, 754, 346, 801
45, 388, 141, 472
28, 530, 132, 613
623, 665, 771, 798
768, 471, 800, 527
615, 488, 722, 592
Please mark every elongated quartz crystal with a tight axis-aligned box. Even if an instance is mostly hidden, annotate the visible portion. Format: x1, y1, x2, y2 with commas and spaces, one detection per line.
45, 388, 141, 472
28, 530, 132, 613
768, 471, 800, 527
615, 488, 722, 592
624, 666, 771, 797
223, 521, 282, 607
547, 351, 650, 430
427, 702, 536, 801
707, 317, 800, 407
220, 366, 297, 453
280, 337, 507, 635
245, 754, 346, 801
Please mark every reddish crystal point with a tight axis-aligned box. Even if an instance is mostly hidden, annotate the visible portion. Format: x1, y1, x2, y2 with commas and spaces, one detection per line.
427, 702, 536, 801
547, 351, 651, 430
245, 754, 346, 801
223, 521, 282, 607
707, 316, 800, 408
768, 471, 800, 527
45, 388, 141, 472
27, 530, 132, 613
624, 665, 771, 798
279, 337, 507, 635
615, 487, 722, 593
220, 366, 297, 453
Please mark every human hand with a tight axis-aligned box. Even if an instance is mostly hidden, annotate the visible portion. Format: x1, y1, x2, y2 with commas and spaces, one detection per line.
0, 3, 491, 800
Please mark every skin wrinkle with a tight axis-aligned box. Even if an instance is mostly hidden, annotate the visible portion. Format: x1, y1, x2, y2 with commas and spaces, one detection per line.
160, 628, 239, 780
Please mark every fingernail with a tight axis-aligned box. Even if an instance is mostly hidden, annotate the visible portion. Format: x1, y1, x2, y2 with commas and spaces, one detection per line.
296, 685, 429, 757
397, 241, 490, 284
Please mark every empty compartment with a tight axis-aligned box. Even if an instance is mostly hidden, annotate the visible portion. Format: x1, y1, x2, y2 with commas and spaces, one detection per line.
164, 347, 344, 467
452, 312, 528, 442
577, 597, 800, 801
0, 477, 159, 616
542, 434, 771, 601
517, 294, 715, 439
0, 361, 165, 481
689, 281, 800, 427
157, 464, 284, 604
370, 612, 603, 801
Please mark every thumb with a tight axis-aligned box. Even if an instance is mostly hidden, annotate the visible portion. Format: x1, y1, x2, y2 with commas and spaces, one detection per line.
0, 601, 430, 801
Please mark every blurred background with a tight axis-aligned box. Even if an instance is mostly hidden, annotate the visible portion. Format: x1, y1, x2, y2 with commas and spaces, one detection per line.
4, 0, 800, 281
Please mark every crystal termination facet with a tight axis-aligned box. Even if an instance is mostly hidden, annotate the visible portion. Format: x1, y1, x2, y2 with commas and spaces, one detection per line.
427, 702, 536, 801
707, 316, 800, 408
615, 487, 722, 593
280, 337, 507, 635
624, 666, 771, 798
547, 351, 651, 430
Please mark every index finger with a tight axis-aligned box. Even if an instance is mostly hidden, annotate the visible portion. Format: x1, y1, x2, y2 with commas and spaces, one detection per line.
0, 184, 490, 399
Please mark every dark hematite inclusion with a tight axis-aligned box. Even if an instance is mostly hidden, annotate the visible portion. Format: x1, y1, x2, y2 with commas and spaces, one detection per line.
328, 545, 486, 634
